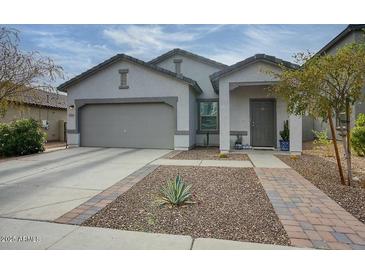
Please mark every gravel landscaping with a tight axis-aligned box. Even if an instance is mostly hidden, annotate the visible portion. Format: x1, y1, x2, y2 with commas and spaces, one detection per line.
83, 166, 289, 245
172, 147, 250, 161
302, 141, 365, 182
277, 154, 365, 224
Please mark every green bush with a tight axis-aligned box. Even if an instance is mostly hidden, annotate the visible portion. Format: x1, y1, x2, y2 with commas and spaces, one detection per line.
312, 130, 331, 146
312, 130, 333, 157
219, 152, 228, 158
355, 113, 365, 127
0, 119, 47, 157
352, 114, 365, 157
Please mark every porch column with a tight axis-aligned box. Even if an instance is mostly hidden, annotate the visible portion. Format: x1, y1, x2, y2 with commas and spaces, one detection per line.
289, 114, 302, 153
219, 83, 230, 152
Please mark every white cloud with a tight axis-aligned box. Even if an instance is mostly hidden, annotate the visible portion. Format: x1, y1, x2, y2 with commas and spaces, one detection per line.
244, 25, 296, 46
206, 51, 244, 66
103, 25, 224, 58
17, 24, 343, 86
206, 25, 313, 65
25, 30, 117, 82
34, 31, 114, 59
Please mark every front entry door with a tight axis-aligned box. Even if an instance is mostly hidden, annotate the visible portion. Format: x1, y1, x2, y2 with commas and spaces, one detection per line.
250, 99, 276, 147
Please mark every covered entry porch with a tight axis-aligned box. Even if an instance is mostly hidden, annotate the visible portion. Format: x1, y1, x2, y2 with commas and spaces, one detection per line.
209, 54, 303, 153
220, 83, 302, 152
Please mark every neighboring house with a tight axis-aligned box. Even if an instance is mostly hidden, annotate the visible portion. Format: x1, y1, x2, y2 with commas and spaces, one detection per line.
58, 49, 303, 153
0, 90, 67, 142
307, 24, 365, 139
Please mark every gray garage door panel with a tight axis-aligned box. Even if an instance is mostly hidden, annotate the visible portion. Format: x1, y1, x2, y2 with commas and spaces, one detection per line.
80, 103, 175, 149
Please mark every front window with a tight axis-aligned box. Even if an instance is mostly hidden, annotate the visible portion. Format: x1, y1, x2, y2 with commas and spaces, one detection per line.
199, 101, 218, 131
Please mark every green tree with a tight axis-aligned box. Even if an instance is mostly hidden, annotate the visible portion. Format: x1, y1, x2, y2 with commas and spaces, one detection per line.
271, 42, 365, 186
0, 27, 63, 116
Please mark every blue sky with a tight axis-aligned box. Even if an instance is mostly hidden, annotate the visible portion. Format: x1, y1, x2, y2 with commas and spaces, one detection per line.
10, 24, 346, 82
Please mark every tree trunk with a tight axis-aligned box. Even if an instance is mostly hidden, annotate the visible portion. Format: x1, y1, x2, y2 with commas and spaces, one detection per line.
345, 100, 352, 186
338, 122, 349, 167
328, 110, 346, 185
336, 111, 349, 161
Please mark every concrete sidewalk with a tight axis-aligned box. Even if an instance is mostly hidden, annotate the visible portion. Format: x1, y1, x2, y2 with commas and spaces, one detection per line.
0, 217, 298, 250
0, 217, 191, 250
246, 151, 290, 168
151, 159, 253, 168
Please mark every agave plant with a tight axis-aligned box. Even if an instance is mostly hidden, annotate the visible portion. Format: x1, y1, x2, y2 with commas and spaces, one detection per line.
158, 175, 193, 206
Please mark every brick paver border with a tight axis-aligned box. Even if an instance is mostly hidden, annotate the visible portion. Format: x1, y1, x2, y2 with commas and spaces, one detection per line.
255, 168, 365, 250
54, 164, 159, 225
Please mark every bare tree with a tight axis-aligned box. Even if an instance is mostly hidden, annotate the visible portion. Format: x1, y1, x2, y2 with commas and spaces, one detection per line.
0, 27, 64, 115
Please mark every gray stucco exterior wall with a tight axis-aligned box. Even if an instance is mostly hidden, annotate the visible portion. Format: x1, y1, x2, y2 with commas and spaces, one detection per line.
66, 59, 195, 150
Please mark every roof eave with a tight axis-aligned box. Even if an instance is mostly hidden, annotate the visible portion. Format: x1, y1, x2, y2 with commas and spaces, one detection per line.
316, 24, 365, 56
209, 54, 298, 93
149, 48, 228, 69
57, 54, 201, 93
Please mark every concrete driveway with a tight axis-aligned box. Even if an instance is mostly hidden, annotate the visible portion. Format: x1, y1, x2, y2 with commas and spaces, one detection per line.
0, 147, 169, 221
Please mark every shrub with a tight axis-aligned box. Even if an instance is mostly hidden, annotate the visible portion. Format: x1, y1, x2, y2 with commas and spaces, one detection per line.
219, 152, 228, 158
352, 127, 365, 156
313, 130, 333, 157
355, 113, 365, 127
313, 130, 331, 146
352, 114, 365, 157
158, 175, 193, 206
280, 120, 289, 141
0, 119, 46, 157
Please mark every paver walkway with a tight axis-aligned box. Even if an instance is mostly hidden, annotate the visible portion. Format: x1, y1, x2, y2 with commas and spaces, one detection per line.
255, 168, 365, 249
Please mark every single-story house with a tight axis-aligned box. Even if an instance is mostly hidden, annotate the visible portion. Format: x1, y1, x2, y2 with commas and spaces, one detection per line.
0, 89, 67, 142
57, 24, 364, 152
58, 49, 302, 153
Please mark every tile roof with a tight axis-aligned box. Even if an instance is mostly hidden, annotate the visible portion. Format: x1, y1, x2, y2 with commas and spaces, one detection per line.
316, 24, 365, 56
209, 53, 299, 92
57, 53, 202, 94
10, 89, 66, 109
149, 48, 228, 69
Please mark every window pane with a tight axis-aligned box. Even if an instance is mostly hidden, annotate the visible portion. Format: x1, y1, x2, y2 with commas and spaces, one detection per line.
199, 101, 218, 130
200, 102, 218, 116
201, 116, 217, 130
121, 73, 127, 86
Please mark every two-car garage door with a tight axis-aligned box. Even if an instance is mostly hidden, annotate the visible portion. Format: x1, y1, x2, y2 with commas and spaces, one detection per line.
79, 103, 175, 149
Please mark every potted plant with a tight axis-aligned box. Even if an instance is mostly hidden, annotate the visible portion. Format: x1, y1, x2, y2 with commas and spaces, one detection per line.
234, 134, 243, 150
279, 120, 290, 151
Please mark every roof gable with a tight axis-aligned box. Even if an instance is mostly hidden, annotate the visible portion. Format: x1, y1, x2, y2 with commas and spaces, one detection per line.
149, 48, 228, 69
316, 24, 365, 56
209, 54, 298, 92
57, 54, 202, 93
